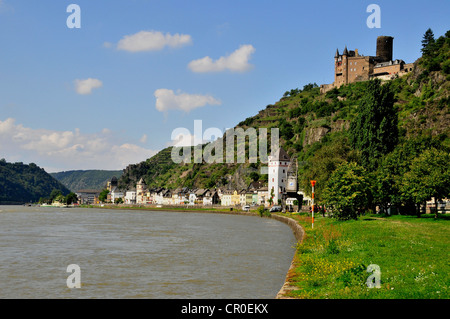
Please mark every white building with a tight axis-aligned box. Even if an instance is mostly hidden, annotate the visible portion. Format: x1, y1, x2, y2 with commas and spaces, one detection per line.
110, 187, 124, 203
188, 193, 196, 205
125, 190, 136, 204
221, 190, 232, 206
268, 148, 291, 205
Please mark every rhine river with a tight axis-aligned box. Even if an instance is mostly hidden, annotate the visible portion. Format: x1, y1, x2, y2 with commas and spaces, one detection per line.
0, 205, 296, 299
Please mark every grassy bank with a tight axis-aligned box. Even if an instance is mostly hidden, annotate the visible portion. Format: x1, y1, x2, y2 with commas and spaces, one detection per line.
283, 213, 449, 299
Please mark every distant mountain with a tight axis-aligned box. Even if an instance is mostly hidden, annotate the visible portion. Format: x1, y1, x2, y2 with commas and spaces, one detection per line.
51, 170, 123, 192
0, 160, 71, 204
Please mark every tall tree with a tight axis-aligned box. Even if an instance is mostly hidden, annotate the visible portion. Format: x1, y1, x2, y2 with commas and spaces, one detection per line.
421, 28, 435, 56
401, 148, 450, 218
349, 79, 398, 171
66, 192, 78, 205
322, 161, 370, 220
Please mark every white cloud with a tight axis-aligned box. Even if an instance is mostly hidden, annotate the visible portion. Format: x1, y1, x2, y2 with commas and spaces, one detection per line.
139, 134, 148, 143
154, 89, 221, 113
188, 44, 255, 73
0, 118, 157, 171
74, 78, 103, 95
116, 30, 192, 52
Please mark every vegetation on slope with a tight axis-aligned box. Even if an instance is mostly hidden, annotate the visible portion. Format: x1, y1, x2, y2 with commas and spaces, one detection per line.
0, 159, 70, 204
118, 29, 449, 218
50, 170, 123, 192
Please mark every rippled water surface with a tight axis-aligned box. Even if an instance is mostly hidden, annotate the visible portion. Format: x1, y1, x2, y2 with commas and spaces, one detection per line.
0, 206, 296, 299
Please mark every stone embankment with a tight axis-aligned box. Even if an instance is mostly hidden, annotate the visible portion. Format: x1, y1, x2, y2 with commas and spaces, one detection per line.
271, 214, 305, 299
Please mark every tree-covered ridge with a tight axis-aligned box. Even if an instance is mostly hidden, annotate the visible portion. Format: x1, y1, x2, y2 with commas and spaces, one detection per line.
0, 159, 71, 204
50, 170, 123, 192
118, 29, 449, 217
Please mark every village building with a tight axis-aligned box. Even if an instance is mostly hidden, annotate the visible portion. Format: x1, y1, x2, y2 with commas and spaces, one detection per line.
268, 147, 291, 205
76, 189, 101, 205
163, 189, 173, 205
220, 190, 231, 206
203, 189, 219, 206
231, 190, 240, 206
110, 187, 124, 203
136, 178, 147, 204
125, 189, 136, 204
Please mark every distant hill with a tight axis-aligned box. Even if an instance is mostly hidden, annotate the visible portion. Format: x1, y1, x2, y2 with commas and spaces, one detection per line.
51, 170, 123, 192
0, 160, 71, 204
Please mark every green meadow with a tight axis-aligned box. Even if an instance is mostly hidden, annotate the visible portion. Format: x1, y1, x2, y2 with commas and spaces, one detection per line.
284, 213, 449, 299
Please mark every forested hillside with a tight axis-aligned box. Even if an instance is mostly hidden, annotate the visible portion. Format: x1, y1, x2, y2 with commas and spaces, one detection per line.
51, 170, 123, 192
0, 160, 70, 204
119, 29, 449, 216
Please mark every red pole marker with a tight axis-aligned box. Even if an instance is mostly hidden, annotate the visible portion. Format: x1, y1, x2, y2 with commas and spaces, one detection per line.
310, 180, 316, 229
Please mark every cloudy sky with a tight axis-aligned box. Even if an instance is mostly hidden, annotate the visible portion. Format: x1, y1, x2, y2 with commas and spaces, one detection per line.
0, 0, 448, 172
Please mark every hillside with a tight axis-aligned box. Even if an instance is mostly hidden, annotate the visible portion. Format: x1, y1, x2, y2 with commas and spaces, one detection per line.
119, 30, 449, 202
51, 170, 123, 192
0, 160, 71, 204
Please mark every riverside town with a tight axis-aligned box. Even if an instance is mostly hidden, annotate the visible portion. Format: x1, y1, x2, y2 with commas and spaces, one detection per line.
0, 1, 448, 309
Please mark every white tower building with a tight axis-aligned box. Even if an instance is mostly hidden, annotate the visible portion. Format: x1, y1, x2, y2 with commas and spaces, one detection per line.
136, 178, 147, 204
268, 147, 291, 205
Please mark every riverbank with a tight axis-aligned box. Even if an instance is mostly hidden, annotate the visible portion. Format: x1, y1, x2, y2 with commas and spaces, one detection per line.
79, 203, 306, 299
280, 213, 450, 299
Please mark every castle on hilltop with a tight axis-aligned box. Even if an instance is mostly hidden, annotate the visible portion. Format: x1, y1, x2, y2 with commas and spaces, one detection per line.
320, 36, 414, 93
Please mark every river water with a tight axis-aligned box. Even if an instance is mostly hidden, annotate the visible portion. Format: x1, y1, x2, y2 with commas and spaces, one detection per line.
0, 206, 296, 299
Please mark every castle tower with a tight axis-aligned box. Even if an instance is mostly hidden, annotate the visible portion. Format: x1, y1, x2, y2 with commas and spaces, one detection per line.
342, 46, 349, 85
108, 176, 118, 192
137, 178, 146, 192
136, 178, 147, 204
376, 36, 393, 62
268, 147, 290, 205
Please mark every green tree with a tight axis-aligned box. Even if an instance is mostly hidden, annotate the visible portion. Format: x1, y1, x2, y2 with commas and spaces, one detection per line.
54, 194, 66, 204
49, 189, 63, 202
401, 148, 450, 218
349, 79, 398, 171
99, 189, 109, 202
268, 188, 275, 206
249, 172, 260, 182
66, 192, 78, 205
421, 28, 435, 56
301, 135, 351, 203
322, 162, 370, 220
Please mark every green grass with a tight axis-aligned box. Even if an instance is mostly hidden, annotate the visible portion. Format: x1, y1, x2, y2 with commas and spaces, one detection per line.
284, 213, 449, 299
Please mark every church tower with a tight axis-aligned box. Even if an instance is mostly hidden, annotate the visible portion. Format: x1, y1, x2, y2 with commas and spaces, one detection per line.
268, 147, 291, 205
136, 177, 147, 204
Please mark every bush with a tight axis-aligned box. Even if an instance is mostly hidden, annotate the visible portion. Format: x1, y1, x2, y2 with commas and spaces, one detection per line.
257, 205, 265, 217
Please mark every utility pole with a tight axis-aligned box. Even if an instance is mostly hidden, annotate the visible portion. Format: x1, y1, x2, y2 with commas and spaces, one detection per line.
311, 180, 316, 228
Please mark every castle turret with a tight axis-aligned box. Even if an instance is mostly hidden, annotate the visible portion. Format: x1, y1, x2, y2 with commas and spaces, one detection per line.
376, 36, 393, 62
342, 46, 348, 85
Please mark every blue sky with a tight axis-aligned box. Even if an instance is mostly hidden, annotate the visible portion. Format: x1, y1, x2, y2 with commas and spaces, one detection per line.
0, 0, 448, 172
